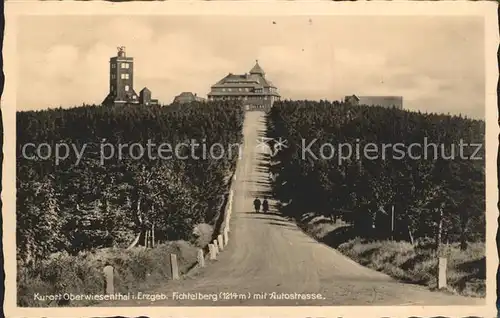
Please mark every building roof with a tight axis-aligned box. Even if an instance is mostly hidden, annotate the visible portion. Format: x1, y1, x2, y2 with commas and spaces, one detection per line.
173, 92, 206, 103
213, 74, 255, 85
208, 91, 277, 96
140, 87, 151, 93
211, 73, 276, 89
358, 96, 403, 107
208, 60, 280, 98
177, 92, 196, 98
249, 60, 265, 76
345, 95, 360, 101
213, 61, 275, 87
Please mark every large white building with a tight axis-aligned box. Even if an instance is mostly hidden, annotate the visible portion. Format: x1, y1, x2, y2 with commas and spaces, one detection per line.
207, 61, 281, 110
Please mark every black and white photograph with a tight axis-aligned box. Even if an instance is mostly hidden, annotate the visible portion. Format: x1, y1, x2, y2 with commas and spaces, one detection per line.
3, 2, 498, 317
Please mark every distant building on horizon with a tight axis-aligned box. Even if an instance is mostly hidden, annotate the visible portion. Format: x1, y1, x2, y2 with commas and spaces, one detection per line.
207, 60, 280, 110
173, 92, 206, 104
345, 95, 403, 110
102, 47, 159, 106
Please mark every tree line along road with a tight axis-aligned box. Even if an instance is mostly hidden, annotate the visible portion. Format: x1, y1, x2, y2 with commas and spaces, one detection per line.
100, 111, 484, 307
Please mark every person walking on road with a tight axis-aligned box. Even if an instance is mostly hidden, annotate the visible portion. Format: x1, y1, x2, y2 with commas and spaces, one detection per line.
262, 198, 269, 213
253, 198, 261, 213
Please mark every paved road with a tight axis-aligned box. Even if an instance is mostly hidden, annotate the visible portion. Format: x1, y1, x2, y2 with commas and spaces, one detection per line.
104, 111, 483, 307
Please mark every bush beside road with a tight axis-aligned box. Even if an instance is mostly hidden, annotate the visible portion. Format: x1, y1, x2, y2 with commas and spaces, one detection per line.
17, 240, 203, 307
298, 214, 485, 298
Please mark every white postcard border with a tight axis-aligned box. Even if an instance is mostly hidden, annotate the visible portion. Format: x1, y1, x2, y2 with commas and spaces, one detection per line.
2, 1, 498, 317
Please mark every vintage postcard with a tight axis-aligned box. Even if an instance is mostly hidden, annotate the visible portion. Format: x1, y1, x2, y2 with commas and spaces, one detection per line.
2, 1, 498, 317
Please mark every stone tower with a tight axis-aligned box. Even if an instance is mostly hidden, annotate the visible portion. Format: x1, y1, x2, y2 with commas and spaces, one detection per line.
102, 46, 139, 106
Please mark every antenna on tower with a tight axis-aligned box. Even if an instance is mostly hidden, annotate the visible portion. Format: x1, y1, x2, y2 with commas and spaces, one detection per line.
117, 46, 126, 57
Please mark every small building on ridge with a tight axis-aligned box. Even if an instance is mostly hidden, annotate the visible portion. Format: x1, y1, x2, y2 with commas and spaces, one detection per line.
345, 95, 403, 110
173, 92, 206, 104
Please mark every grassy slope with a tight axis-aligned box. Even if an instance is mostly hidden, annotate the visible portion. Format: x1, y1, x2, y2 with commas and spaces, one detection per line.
18, 154, 238, 307
298, 213, 485, 298
18, 225, 214, 307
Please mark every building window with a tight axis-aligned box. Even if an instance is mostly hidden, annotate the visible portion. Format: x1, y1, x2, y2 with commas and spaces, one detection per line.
222, 88, 226, 92
132, 95, 137, 99
125, 85, 130, 92
111, 85, 114, 91
121, 63, 129, 69
245, 88, 249, 92
244, 96, 248, 100
121, 73, 130, 79
239, 88, 242, 92
228, 88, 232, 92
112, 64, 116, 69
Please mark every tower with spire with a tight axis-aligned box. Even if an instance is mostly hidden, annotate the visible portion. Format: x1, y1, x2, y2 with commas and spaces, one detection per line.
207, 60, 280, 110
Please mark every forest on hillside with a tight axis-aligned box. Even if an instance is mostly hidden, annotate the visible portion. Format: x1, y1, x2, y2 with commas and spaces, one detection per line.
16, 101, 244, 267
267, 100, 485, 249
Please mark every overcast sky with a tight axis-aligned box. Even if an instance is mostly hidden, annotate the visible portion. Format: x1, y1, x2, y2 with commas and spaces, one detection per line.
17, 15, 484, 118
